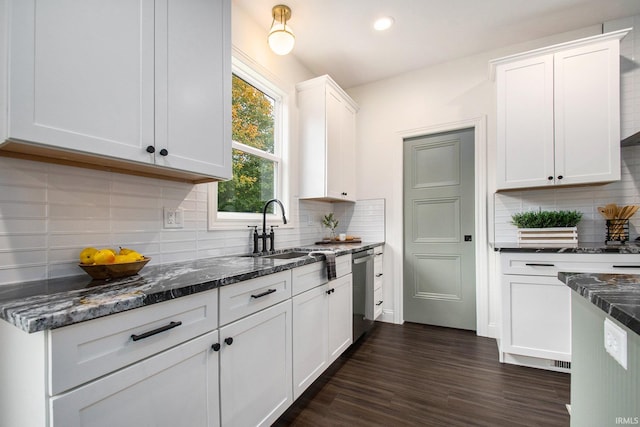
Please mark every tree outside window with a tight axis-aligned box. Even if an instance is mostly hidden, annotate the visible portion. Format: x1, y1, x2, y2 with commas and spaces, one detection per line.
218, 74, 281, 215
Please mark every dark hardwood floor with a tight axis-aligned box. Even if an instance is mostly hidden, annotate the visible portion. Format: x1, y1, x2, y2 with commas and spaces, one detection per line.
275, 322, 570, 427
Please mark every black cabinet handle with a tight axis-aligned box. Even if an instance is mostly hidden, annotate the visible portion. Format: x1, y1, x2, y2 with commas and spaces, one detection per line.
376, 300, 384, 306
376, 273, 383, 277
131, 321, 182, 342
547, 176, 553, 180
525, 263, 555, 267
375, 253, 383, 257
613, 265, 640, 268
557, 175, 563, 180
224, 337, 234, 345
159, 148, 169, 156
146, 145, 155, 153
211, 343, 221, 351
326, 288, 336, 295
251, 289, 276, 299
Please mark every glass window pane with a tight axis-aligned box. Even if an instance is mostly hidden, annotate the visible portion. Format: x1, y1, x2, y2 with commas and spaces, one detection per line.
232, 75, 275, 155
218, 149, 276, 213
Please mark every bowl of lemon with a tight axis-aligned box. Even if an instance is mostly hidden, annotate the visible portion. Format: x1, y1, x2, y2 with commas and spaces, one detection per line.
78, 247, 150, 280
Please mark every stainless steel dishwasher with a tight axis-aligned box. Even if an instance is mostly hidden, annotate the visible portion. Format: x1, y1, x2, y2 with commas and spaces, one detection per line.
352, 248, 375, 341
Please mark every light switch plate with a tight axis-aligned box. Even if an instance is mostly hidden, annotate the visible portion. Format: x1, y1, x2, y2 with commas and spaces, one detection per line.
604, 318, 627, 369
163, 207, 184, 229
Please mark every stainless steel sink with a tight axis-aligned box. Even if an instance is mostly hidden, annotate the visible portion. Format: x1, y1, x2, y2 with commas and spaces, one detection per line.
261, 251, 310, 260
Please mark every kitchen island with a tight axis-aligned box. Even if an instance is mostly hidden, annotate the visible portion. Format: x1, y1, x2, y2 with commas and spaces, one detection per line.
559, 272, 639, 427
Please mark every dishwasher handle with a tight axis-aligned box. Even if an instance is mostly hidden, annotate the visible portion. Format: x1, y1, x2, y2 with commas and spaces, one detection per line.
353, 255, 374, 265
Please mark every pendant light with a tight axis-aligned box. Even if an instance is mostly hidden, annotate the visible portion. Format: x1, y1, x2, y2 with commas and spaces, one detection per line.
268, 5, 295, 55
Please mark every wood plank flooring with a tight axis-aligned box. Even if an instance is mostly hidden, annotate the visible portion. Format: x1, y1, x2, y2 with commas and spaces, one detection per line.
275, 322, 570, 427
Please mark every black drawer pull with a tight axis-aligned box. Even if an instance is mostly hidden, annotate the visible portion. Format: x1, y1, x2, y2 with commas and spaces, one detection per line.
376, 300, 384, 306
376, 273, 383, 277
131, 321, 182, 342
224, 337, 234, 345
251, 288, 277, 299
211, 343, 221, 351
525, 263, 555, 267
613, 265, 640, 268
375, 253, 383, 256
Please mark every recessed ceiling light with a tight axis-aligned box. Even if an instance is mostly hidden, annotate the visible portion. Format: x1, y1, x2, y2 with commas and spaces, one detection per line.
373, 16, 394, 31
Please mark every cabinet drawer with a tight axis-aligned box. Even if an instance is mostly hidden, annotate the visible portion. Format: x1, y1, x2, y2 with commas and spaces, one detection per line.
292, 262, 328, 296
335, 254, 352, 279
49, 289, 218, 395
501, 253, 640, 276
373, 287, 383, 320
219, 270, 291, 326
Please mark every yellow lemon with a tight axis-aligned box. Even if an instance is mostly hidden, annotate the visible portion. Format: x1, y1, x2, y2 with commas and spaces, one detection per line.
119, 247, 134, 255
79, 247, 98, 264
93, 249, 116, 265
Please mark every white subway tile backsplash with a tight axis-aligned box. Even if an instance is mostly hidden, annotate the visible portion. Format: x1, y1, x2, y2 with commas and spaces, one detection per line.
0, 156, 386, 285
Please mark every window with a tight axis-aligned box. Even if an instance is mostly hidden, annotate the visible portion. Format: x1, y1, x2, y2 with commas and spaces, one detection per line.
208, 58, 288, 228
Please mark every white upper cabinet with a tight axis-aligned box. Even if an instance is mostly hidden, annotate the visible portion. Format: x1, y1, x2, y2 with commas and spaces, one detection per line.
493, 30, 628, 190
6, 0, 231, 183
297, 75, 358, 202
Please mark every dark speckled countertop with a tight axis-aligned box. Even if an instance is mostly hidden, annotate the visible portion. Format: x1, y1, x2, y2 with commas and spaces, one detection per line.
0, 242, 383, 333
495, 242, 640, 253
559, 272, 640, 336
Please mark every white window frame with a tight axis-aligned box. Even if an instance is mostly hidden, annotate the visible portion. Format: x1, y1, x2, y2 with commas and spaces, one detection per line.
208, 56, 291, 230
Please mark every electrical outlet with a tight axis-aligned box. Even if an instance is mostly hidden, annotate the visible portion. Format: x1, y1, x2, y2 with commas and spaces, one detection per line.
604, 318, 627, 369
163, 207, 184, 229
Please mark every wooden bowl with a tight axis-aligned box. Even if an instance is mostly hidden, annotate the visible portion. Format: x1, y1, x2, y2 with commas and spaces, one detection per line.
78, 257, 151, 280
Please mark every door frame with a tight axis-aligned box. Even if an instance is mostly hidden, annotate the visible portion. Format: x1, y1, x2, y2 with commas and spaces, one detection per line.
396, 116, 489, 336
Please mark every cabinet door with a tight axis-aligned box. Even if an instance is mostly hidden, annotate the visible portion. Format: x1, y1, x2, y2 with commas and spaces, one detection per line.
501, 274, 571, 361
50, 331, 220, 427
327, 273, 353, 364
9, 0, 154, 164
339, 101, 357, 201
554, 39, 620, 186
219, 300, 292, 427
496, 55, 555, 189
155, 0, 231, 179
325, 87, 344, 200
292, 284, 329, 399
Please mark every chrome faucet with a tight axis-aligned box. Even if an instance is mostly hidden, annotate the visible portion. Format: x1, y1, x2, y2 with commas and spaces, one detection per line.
256, 199, 287, 253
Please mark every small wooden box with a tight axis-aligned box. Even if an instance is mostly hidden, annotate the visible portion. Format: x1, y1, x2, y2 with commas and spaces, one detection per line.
517, 227, 578, 248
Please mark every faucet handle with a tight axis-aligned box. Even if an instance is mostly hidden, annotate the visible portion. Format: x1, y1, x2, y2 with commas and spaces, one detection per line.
247, 225, 258, 232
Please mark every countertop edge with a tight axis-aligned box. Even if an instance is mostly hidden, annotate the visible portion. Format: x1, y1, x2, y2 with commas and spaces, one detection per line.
558, 272, 640, 336
0, 242, 384, 333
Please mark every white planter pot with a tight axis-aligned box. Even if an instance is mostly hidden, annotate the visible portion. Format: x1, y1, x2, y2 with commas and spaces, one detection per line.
517, 227, 578, 248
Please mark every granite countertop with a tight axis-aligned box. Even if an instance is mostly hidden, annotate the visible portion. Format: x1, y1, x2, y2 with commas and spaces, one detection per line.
494, 241, 640, 254
0, 242, 383, 334
559, 272, 640, 336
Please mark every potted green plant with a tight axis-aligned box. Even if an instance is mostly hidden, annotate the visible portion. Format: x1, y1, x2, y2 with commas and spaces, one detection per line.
511, 210, 582, 247
322, 213, 339, 241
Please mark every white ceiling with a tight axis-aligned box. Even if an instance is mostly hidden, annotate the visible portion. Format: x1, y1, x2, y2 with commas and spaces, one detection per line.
233, 0, 640, 89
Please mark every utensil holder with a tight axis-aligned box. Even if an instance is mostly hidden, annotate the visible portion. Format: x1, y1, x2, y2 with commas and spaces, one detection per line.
606, 219, 629, 244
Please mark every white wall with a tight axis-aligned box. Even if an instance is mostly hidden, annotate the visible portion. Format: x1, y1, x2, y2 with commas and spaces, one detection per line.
347, 25, 604, 337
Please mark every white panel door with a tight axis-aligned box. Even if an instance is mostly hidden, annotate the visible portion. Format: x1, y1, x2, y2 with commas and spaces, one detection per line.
50, 331, 220, 427
554, 39, 621, 186
9, 0, 154, 163
292, 284, 329, 399
327, 273, 353, 364
496, 54, 555, 189
219, 300, 292, 427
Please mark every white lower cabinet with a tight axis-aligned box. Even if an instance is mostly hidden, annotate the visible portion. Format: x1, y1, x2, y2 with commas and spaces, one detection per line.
219, 300, 293, 427
292, 272, 353, 400
500, 252, 640, 371
51, 330, 220, 427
